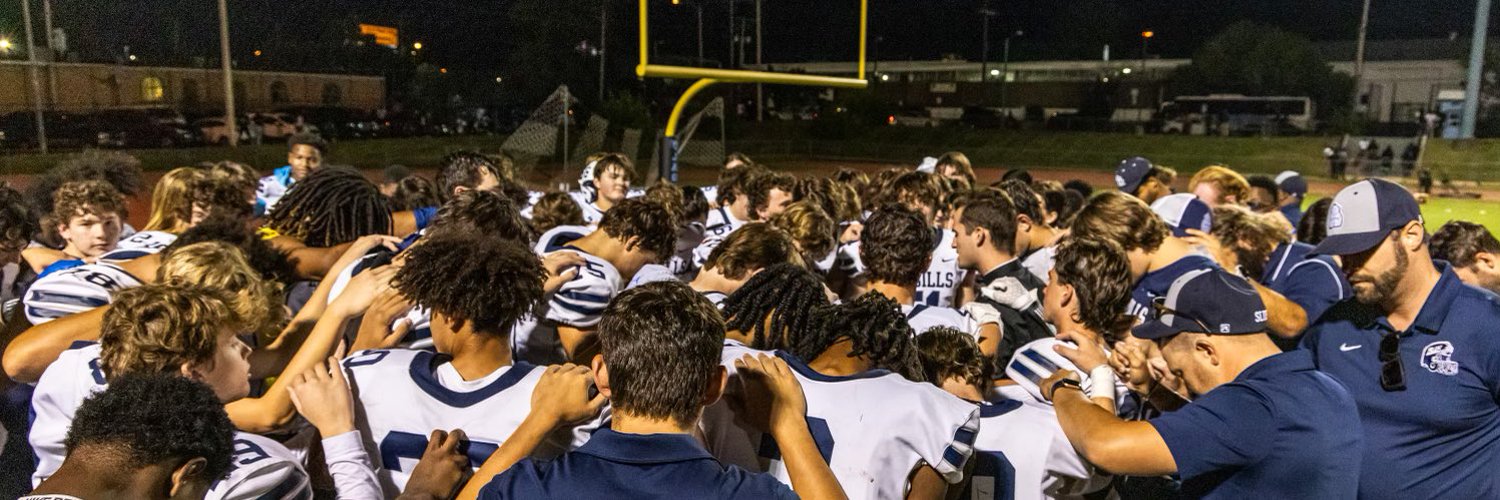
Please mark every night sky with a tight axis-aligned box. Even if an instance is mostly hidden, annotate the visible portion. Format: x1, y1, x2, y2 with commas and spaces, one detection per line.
0, 0, 1487, 72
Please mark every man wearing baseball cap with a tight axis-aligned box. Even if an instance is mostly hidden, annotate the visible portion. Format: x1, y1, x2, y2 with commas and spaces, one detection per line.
1301, 178, 1500, 499
1274, 170, 1308, 227
1040, 268, 1362, 499
1114, 157, 1175, 205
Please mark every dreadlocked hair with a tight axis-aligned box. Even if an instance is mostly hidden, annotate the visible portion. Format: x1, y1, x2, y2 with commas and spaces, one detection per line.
265, 166, 391, 247
794, 291, 923, 382
721, 262, 830, 352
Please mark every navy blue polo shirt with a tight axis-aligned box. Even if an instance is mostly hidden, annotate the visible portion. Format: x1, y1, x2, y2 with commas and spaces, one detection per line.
478, 429, 798, 500
1127, 254, 1218, 321
1301, 265, 1500, 499
1148, 350, 1362, 499
1261, 242, 1351, 322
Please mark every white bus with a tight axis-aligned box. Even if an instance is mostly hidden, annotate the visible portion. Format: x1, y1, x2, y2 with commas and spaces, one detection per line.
1158, 95, 1314, 135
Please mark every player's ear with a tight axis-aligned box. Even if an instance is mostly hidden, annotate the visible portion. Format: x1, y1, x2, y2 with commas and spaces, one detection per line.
1476, 252, 1498, 272
590, 354, 612, 399
169, 457, 208, 498
1195, 336, 1218, 366
178, 363, 202, 382
702, 365, 728, 407
1016, 214, 1033, 234
624, 236, 642, 253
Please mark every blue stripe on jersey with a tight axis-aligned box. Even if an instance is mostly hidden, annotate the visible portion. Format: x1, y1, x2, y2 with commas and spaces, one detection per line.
551, 297, 607, 316
953, 426, 978, 446
545, 232, 587, 253
408, 351, 539, 408
101, 249, 152, 260
777, 351, 892, 382
27, 291, 110, 309
907, 304, 928, 319
255, 469, 310, 500
558, 290, 613, 304
942, 446, 967, 470
67, 340, 98, 350
979, 399, 1024, 418
1019, 348, 1062, 373
1008, 359, 1044, 386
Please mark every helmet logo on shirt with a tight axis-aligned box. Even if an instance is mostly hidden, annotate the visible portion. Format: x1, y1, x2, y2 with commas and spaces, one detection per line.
1421, 341, 1459, 376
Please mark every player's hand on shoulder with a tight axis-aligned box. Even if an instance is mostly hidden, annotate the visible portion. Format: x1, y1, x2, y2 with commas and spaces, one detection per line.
357, 288, 415, 350
1054, 331, 1109, 372
287, 355, 356, 437
400, 429, 472, 500
531, 364, 606, 428
331, 264, 398, 317
541, 251, 585, 294
734, 354, 807, 434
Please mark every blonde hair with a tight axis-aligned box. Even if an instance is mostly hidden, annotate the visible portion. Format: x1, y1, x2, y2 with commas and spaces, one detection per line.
143, 168, 202, 233
1071, 191, 1170, 253
159, 241, 287, 345
100, 283, 242, 379
936, 152, 975, 187
1189, 165, 1250, 205
768, 201, 836, 262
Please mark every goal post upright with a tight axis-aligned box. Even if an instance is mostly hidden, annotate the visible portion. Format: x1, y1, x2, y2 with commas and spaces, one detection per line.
637, 0, 869, 181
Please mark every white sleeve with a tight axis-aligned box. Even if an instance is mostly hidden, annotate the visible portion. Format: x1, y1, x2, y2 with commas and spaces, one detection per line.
692, 235, 723, 269
921, 398, 981, 484
321, 431, 383, 500
207, 439, 309, 500
28, 354, 90, 486
23, 274, 108, 325
545, 264, 614, 328
1046, 421, 1092, 481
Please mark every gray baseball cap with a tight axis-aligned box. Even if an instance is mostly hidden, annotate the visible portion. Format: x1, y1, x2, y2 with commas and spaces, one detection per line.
1311, 178, 1422, 256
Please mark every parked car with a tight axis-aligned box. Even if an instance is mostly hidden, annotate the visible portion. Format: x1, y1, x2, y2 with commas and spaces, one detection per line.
0, 112, 98, 149
278, 106, 381, 140
250, 113, 297, 140
193, 117, 252, 146
93, 110, 195, 148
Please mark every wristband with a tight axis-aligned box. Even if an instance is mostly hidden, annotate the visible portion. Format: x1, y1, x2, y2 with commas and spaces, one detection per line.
1087, 365, 1117, 401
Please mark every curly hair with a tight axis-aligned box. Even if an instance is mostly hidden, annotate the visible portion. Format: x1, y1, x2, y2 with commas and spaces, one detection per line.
158, 241, 287, 345
190, 170, 254, 221
998, 179, 1043, 223
681, 186, 710, 223
393, 231, 544, 336
1052, 237, 1136, 343
767, 202, 835, 264
888, 171, 944, 215
143, 168, 200, 233
429, 189, 534, 243
169, 215, 298, 286
936, 152, 976, 187
52, 180, 126, 225
436, 151, 501, 201
704, 223, 802, 280
916, 326, 990, 389
66, 373, 234, 482
794, 291, 923, 382
1432, 220, 1500, 268
0, 183, 38, 253
530, 191, 585, 235
644, 179, 686, 221
29, 150, 145, 219
598, 198, 677, 261
716, 165, 765, 208
287, 132, 329, 154
264, 166, 391, 247
598, 280, 725, 427
722, 262, 830, 351
1071, 190, 1168, 253
99, 283, 243, 380
748, 171, 797, 216
860, 205, 934, 288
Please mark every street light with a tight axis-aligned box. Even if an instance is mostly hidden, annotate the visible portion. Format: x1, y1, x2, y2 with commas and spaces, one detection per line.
413, 41, 423, 50
0, 39, 11, 52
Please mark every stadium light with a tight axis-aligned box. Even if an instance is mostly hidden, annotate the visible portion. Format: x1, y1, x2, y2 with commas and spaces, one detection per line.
0, 39, 10, 52
1122, 67, 1132, 74
253, 49, 262, 57
413, 41, 423, 50
1141, 30, 1154, 39
990, 69, 1001, 76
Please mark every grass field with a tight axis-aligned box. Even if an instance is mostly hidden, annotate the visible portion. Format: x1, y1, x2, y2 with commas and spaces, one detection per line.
1399, 197, 1499, 232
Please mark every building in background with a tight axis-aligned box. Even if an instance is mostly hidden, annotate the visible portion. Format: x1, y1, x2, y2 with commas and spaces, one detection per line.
0, 61, 385, 114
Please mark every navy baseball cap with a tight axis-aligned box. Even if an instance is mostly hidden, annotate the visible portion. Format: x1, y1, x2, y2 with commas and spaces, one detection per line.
1133, 268, 1269, 340
1115, 157, 1153, 195
1311, 178, 1422, 256
1150, 193, 1212, 237
1275, 170, 1307, 196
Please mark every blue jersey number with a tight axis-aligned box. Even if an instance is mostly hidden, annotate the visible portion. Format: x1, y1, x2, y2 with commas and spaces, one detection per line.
757, 416, 835, 464
379, 430, 500, 471
921, 290, 941, 306
963, 451, 1016, 500
232, 438, 273, 466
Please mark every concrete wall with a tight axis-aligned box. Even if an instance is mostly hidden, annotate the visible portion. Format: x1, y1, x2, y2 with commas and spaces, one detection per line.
0, 61, 385, 114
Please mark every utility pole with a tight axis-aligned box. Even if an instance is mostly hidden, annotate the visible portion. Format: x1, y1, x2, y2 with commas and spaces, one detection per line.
599, 0, 607, 102
41, 0, 56, 109
697, 4, 704, 66
755, 0, 762, 122
1462, 0, 1491, 138
21, 0, 47, 153
1001, 33, 1019, 112
1353, 0, 1372, 115
218, 0, 238, 147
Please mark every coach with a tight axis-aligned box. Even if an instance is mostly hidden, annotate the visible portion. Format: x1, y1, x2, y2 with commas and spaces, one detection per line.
1303, 178, 1500, 498
1041, 268, 1361, 499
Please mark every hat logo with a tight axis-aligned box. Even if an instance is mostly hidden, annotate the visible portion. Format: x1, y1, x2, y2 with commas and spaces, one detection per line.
1115, 174, 1126, 188
1220, 323, 1231, 333
1254, 310, 1268, 322
1421, 341, 1459, 376
1328, 203, 1344, 230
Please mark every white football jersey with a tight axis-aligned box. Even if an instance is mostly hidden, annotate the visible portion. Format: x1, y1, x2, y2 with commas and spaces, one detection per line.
342, 349, 592, 496
700, 185, 720, 206
1022, 245, 1057, 285
1004, 338, 1132, 412
31, 343, 312, 500
902, 303, 977, 336
23, 262, 144, 324
700, 339, 777, 471
532, 225, 591, 256
101, 230, 177, 261
966, 399, 1104, 500
767, 353, 981, 498
701, 290, 729, 309
626, 263, 678, 289
692, 207, 748, 268
542, 246, 622, 329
